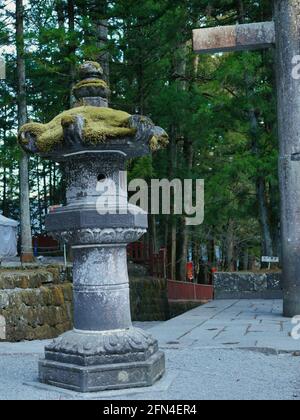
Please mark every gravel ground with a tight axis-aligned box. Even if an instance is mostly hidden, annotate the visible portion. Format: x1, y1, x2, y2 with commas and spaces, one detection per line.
0, 347, 299, 400
1, 302, 300, 401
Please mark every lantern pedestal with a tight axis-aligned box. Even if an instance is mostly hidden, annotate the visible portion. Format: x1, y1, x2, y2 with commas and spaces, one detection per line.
39, 330, 165, 392
38, 154, 165, 392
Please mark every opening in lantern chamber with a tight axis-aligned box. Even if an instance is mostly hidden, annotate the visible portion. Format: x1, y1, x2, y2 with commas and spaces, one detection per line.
97, 174, 107, 182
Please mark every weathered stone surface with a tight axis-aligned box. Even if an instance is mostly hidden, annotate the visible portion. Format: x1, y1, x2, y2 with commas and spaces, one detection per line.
0, 292, 9, 309
20, 61, 167, 392
169, 300, 203, 318
0, 314, 5, 340
0, 270, 52, 289
274, 1, 300, 318
130, 277, 169, 322
39, 350, 165, 393
0, 278, 73, 342
0, 266, 72, 290
214, 272, 282, 299
193, 22, 275, 54
128, 261, 149, 277
45, 328, 158, 366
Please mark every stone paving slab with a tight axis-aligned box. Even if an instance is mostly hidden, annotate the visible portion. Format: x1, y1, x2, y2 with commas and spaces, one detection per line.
150, 300, 300, 353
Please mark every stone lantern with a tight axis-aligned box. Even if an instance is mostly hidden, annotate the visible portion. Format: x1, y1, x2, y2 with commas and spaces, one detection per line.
19, 62, 168, 392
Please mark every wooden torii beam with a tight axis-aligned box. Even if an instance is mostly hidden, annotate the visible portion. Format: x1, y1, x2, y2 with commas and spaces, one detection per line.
193, 1, 300, 318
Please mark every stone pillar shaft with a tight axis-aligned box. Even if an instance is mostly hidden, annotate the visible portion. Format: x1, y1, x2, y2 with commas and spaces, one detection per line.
73, 245, 131, 331
275, 0, 300, 317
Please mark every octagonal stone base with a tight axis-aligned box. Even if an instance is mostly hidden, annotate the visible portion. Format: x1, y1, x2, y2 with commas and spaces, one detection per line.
38, 328, 165, 392
39, 351, 165, 393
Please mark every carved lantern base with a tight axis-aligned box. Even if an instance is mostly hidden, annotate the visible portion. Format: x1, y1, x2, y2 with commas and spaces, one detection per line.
39, 329, 165, 392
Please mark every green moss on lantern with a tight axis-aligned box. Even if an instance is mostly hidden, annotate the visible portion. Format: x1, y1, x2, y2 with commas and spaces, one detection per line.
61, 115, 76, 127
72, 78, 109, 92
19, 106, 136, 153
19, 122, 45, 141
149, 134, 169, 151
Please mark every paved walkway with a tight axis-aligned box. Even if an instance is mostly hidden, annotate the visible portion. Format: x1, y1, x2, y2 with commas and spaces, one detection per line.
151, 299, 300, 353
0, 300, 300, 400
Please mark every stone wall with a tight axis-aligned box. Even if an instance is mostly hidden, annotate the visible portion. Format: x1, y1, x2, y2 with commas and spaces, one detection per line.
168, 301, 202, 318
0, 267, 73, 342
0, 267, 170, 342
130, 277, 169, 321
214, 271, 282, 299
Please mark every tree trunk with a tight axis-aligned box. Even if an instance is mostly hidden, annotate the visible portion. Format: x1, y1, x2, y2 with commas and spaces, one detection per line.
2, 167, 7, 217
36, 159, 43, 232
201, 243, 210, 284
242, 248, 249, 271
168, 123, 178, 281
208, 237, 215, 266
150, 214, 159, 255
249, 109, 274, 257
225, 220, 235, 271
2, 116, 9, 217
55, 0, 65, 29
269, 181, 280, 257
193, 239, 201, 283
174, 42, 188, 281
170, 220, 177, 281
237, 0, 245, 23
89, 1, 109, 84
67, 0, 76, 107
179, 139, 194, 282
16, 0, 34, 263
179, 222, 189, 282
42, 162, 48, 216
257, 177, 273, 256
53, 163, 57, 202
49, 163, 53, 206
96, 18, 109, 83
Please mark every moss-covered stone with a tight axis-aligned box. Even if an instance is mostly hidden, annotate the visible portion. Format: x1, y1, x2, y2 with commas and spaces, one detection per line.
0, 292, 9, 309
169, 301, 203, 318
52, 286, 65, 306
84, 61, 102, 71
79, 61, 103, 77
19, 106, 137, 153
72, 78, 108, 92
61, 115, 77, 128
129, 277, 170, 321
0, 282, 74, 342
0, 270, 54, 290
150, 134, 169, 152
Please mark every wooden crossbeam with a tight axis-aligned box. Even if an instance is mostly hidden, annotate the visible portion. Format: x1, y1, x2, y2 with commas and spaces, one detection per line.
193, 22, 275, 54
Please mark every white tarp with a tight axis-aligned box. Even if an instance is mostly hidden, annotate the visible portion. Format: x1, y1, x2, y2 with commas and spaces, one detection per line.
0, 215, 19, 259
